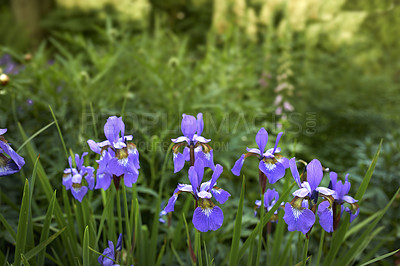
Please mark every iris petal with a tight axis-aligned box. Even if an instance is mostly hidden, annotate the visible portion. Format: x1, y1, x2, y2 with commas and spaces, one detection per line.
255, 128, 268, 153
192, 205, 224, 232
317, 201, 333, 233
231, 154, 245, 176
259, 160, 285, 184
283, 202, 315, 235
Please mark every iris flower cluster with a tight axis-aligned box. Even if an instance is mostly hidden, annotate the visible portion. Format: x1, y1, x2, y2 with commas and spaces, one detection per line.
0, 128, 25, 176
62, 116, 140, 201
98, 234, 123, 266
231, 128, 289, 193
62, 153, 95, 202
163, 113, 230, 232
283, 158, 359, 234
254, 188, 282, 221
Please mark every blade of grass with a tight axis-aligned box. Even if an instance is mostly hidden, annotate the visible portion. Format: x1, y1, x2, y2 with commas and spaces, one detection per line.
37, 190, 57, 265
238, 182, 295, 261
16, 122, 55, 153
24, 227, 66, 260
155, 242, 166, 266
336, 187, 400, 265
182, 213, 196, 265
315, 230, 325, 266
48, 105, 68, 159
354, 140, 382, 204
21, 254, 30, 266
83, 226, 90, 266
14, 179, 30, 266
229, 176, 245, 266
360, 249, 400, 266
256, 192, 265, 266
0, 214, 16, 241
271, 211, 285, 264
323, 142, 382, 266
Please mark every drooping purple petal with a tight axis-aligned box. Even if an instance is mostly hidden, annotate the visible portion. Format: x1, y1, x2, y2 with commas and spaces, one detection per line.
197, 113, 204, 136
209, 164, 223, 189
289, 158, 302, 188
231, 154, 245, 176
259, 160, 285, 184
292, 187, 310, 198
0, 128, 7, 135
173, 152, 185, 173
197, 149, 215, 170
315, 187, 335, 196
277, 155, 289, 169
255, 128, 268, 153
264, 188, 279, 208
181, 114, 197, 140
62, 169, 73, 190
164, 194, 178, 213
272, 132, 284, 154
87, 139, 101, 154
211, 188, 231, 204
283, 202, 315, 235
345, 207, 359, 223
95, 173, 113, 190
171, 136, 189, 144
192, 205, 224, 232
71, 185, 88, 202
343, 195, 357, 204
307, 159, 323, 192
124, 171, 139, 187
0, 141, 25, 176
317, 201, 333, 233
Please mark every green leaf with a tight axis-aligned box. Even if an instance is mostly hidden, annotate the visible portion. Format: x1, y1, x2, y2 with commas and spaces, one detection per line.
354, 139, 382, 203
48, 105, 69, 159
238, 182, 295, 261
37, 190, 57, 265
229, 176, 245, 266
0, 214, 16, 241
24, 227, 66, 261
360, 249, 399, 266
16, 121, 55, 153
83, 226, 90, 266
336, 186, 400, 265
14, 179, 30, 266
21, 253, 31, 266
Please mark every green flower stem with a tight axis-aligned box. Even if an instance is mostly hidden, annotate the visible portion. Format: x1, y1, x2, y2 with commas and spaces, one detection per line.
302, 235, 310, 266
256, 193, 265, 266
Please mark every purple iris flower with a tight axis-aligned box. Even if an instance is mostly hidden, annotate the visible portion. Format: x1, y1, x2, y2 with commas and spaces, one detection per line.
254, 188, 283, 221
0, 54, 23, 75
163, 160, 231, 232
231, 128, 289, 188
171, 113, 214, 173
88, 116, 140, 189
159, 201, 168, 224
0, 128, 25, 176
98, 234, 122, 266
62, 153, 95, 202
328, 172, 359, 227
283, 158, 334, 234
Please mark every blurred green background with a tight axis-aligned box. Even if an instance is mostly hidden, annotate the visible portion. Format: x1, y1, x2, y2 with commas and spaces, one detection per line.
1, 0, 399, 264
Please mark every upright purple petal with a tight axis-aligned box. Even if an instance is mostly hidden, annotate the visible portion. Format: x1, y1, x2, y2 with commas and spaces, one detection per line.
116, 234, 123, 251
289, 158, 302, 188
84, 166, 95, 189
259, 160, 285, 184
255, 128, 268, 153
181, 114, 197, 140
104, 116, 124, 145
231, 154, 245, 176
307, 159, 323, 192
317, 201, 333, 233
330, 172, 338, 190
264, 188, 279, 207
272, 132, 284, 154
197, 113, 204, 136
192, 205, 224, 232
283, 202, 315, 235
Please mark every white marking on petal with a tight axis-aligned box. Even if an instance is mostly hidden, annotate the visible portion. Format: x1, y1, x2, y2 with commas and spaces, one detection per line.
292, 207, 303, 220
202, 207, 213, 217
264, 161, 276, 171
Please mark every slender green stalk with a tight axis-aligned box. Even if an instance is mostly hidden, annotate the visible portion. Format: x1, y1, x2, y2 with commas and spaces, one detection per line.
117, 189, 123, 235
302, 236, 310, 266
195, 230, 203, 266
316, 230, 325, 266
122, 184, 132, 264
256, 193, 265, 266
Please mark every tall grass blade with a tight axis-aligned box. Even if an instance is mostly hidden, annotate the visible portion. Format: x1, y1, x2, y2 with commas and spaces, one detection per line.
229, 176, 245, 266
359, 249, 400, 266
14, 179, 29, 266
24, 227, 66, 260
83, 226, 90, 266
